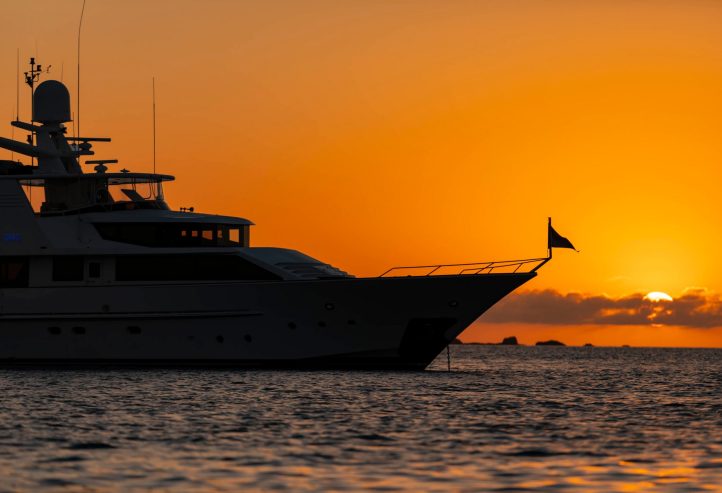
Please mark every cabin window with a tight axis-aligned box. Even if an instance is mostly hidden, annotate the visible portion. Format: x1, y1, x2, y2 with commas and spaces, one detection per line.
94, 223, 249, 248
88, 262, 102, 278
52, 256, 84, 281
0, 257, 29, 287
115, 254, 279, 281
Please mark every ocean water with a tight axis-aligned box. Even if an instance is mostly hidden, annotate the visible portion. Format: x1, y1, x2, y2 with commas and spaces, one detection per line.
1, 347, 721, 492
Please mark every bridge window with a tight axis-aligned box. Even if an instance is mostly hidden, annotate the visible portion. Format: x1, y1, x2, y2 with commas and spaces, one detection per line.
94, 223, 249, 248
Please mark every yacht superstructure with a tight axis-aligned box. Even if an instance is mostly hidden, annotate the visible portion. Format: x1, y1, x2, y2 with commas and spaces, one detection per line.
0, 71, 555, 369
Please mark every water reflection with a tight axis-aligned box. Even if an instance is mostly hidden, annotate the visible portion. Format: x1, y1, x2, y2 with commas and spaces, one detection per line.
0, 346, 720, 491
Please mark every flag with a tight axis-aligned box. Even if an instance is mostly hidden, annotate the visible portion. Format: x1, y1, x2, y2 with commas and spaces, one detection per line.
548, 220, 576, 250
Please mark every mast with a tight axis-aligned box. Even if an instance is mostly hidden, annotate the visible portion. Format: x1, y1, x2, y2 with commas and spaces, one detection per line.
152, 77, 156, 174
77, 0, 86, 140
547, 217, 553, 260
23, 57, 44, 166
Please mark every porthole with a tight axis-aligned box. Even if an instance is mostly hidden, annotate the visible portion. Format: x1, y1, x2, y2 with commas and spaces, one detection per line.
347, 319, 356, 325
244, 334, 252, 343
127, 326, 141, 335
324, 303, 335, 311
216, 335, 224, 343
448, 300, 459, 307
72, 326, 85, 335
288, 322, 297, 329
317, 321, 326, 328
48, 326, 61, 335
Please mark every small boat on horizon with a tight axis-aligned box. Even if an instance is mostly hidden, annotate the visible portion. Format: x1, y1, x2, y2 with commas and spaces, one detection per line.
0, 60, 567, 369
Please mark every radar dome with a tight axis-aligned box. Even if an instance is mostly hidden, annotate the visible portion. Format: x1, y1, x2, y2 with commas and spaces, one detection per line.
33, 80, 71, 124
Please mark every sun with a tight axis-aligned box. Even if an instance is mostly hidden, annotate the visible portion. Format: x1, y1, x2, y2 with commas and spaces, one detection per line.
645, 291, 673, 302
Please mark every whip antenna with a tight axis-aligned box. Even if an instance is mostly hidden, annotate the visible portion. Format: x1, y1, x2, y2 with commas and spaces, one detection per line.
15, 48, 19, 121
152, 77, 156, 174
77, 0, 86, 138
10, 110, 14, 161
13, 49, 18, 162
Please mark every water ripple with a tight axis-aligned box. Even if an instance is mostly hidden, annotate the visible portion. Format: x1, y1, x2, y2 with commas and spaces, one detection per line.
0, 347, 721, 491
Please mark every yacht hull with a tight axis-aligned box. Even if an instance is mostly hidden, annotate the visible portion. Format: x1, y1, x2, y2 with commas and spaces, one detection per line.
0, 273, 534, 370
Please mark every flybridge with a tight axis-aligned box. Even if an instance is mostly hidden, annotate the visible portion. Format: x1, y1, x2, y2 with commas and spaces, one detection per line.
0, 59, 173, 216
18, 174, 172, 215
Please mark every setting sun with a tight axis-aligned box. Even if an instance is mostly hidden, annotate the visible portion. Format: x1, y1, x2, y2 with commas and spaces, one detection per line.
645, 291, 674, 302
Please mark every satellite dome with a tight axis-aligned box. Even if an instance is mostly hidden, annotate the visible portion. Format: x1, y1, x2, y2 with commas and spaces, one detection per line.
33, 80, 71, 124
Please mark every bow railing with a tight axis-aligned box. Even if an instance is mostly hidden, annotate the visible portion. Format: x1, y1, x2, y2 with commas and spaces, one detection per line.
379, 256, 549, 277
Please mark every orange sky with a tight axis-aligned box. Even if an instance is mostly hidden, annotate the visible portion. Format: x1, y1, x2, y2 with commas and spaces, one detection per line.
3, 1, 722, 346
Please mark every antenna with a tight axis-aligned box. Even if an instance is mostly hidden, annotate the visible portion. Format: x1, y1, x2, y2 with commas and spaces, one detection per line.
10, 110, 14, 162
152, 77, 156, 174
15, 48, 19, 121
13, 49, 19, 162
24, 57, 45, 166
13, 49, 19, 160
77, 0, 86, 139
23, 59, 51, 119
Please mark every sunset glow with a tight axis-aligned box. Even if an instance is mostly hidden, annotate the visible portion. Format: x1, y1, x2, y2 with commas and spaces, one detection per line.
3, 1, 722, 346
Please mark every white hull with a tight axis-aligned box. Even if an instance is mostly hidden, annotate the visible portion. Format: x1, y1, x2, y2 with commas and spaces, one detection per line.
0, 273, 534, 369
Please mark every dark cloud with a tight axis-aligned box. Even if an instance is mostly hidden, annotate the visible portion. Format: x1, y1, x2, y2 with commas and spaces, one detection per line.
482, 288, 722, 328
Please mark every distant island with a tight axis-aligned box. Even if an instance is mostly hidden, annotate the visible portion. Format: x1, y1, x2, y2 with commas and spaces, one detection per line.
464, 336, 520, 346
535, 340, 566, 346
454, 338, 607, 347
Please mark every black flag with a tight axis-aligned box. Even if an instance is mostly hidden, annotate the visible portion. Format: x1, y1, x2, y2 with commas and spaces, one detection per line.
548, 221, 576, 250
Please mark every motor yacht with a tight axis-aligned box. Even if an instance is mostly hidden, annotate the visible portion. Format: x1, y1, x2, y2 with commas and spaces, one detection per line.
0, 69, 559, 369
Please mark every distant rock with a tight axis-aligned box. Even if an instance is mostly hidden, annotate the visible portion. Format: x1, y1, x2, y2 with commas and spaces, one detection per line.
535, 340, 566, 346
583, 343, 594, 347
450, 338, 464, 345
462, 336, 522, 346
622, 344, 630, 348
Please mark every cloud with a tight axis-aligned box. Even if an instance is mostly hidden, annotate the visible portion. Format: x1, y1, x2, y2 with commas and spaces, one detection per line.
482, 288, 722, 328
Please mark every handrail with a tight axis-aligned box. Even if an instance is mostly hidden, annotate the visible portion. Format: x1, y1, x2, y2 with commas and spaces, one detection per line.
379, 256, 550, 277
